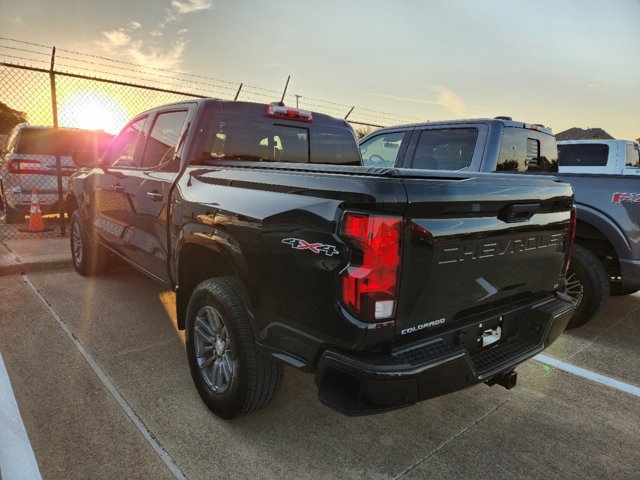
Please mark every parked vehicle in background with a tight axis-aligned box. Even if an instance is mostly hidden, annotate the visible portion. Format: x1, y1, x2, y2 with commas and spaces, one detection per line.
360, 118, 640, 328
557, 139, 640, 174
0, 124, 113, 223
67, 100, 576, 418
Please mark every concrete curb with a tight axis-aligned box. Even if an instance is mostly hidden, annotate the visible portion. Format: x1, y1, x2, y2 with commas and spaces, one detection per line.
0, 238, 72, 276
0, 259, 73, 276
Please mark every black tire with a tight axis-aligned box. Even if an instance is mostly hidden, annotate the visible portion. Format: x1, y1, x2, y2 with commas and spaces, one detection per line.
69, 209, 108, 275
610, 282, 640, 296
185, 277, 283, 419
5, 204, 26, 224
564, 244, 610, 329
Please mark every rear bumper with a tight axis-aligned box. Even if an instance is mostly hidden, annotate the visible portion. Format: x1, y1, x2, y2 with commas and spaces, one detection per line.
2, 175, 67, 210
315, 294, 575, 415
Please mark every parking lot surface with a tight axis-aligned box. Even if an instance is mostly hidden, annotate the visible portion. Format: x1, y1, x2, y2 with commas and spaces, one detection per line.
1, 265, 638, 479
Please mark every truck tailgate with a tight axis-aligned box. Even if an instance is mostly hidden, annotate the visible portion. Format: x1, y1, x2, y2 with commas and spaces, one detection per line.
396, 173, 573, 337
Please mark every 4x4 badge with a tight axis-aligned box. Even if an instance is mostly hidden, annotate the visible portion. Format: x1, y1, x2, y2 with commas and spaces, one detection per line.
282, 238, 339, 257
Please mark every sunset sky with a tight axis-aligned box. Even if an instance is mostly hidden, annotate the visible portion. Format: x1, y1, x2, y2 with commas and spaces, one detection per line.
1, 0, 638, 139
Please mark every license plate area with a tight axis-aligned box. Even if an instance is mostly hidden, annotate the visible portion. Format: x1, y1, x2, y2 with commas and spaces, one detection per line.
479, 316, 504, 348
482, 325, 502, 347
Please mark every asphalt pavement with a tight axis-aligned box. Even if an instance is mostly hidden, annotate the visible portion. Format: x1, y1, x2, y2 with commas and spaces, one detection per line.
0, 255, 638, 479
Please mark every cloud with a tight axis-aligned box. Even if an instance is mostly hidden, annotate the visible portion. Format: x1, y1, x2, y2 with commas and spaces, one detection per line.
100, 29, 132, 49
98, 27, 188, 70
96, 0, 211, 70
367, 87, 467, 116
431, 86, 467, 116
367, 92, 439, 106
127, 38, 188, 70
170, 0, 213, 14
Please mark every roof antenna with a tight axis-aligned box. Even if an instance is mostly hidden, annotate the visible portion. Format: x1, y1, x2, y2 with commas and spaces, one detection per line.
279, 75, 290, 106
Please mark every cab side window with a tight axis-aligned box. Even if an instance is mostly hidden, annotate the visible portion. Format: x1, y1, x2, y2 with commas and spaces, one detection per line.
625, 144, 640, 168
106, 116, 147, 168
558, 144, 608, 168
413, 128, 477, 170
141, 110, 189, 169
359, 132, 406, 167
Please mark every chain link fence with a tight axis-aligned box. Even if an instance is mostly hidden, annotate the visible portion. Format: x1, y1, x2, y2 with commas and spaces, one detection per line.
1, 39, 419, 242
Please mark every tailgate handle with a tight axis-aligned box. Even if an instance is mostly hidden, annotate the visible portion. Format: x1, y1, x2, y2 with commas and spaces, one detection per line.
500, 203, 540, 223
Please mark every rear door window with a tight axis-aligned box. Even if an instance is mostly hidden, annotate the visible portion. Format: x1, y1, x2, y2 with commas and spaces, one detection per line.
558, 143, 608, 168
360, 132, 407, 167
412, 128, 477, 170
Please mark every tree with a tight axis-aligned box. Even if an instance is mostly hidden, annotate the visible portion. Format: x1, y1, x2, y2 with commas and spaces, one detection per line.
353, 124, 377, 139
0, 101, 27, 134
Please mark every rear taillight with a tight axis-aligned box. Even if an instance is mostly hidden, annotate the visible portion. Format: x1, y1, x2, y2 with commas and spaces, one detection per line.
562, 206, 577, 274
8, 159, 46, 175
7, 159, 74, 175
339, 212, 402, 322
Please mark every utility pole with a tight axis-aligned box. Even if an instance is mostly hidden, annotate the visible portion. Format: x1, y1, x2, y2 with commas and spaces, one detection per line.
294, 94, 302, 109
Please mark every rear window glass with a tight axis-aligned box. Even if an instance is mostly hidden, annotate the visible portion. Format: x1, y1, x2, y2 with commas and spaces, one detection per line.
558, 143, 608, 167
198, 112, 359, 165
497, 127, 558, 172
412, 128, 477, 170
16, 128, 112, 156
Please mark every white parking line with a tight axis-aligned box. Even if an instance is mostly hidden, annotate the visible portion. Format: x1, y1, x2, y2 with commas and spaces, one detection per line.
24, 275, 187, 480
0, 353, 43, 480
534, 354, 640, 398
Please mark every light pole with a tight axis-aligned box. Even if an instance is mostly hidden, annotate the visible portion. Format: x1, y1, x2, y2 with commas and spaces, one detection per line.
294, 94, 302, 109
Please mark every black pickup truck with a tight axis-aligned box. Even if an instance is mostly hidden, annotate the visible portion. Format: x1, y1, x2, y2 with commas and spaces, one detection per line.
67, 100, 576, 418
360, 118, 639, 328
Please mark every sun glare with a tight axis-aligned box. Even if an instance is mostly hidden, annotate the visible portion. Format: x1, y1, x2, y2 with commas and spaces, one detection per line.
60, 91, 128, 134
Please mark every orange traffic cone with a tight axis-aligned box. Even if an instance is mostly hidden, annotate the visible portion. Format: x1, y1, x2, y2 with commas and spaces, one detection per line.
26, 188, 45, 232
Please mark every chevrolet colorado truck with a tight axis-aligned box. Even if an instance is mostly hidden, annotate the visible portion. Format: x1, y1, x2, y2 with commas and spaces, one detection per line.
360, 118, 639, 328
67, 101, 576, 418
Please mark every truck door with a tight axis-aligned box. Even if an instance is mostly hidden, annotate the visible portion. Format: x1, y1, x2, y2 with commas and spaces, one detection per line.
94, 115, 149, 253
123, 108, 192, 283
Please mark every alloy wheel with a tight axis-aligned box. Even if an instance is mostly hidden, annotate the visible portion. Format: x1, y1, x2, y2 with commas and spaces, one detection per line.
194, 305, 234, 394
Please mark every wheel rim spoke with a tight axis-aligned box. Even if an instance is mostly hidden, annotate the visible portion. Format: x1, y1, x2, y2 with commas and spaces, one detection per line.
193, 305, 234, 394
72, 223, 82, 264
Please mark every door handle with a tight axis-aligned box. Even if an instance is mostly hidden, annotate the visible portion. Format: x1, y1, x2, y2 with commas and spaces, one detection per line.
146, 191, 163, 202
112, 183, 124, 193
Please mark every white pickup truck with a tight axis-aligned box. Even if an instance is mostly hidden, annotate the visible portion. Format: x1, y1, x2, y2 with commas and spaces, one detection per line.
557, 139, 640, 175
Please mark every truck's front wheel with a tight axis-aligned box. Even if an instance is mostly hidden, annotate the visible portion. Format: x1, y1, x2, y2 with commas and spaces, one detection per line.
185, 277, 283, 419
564, 244, 610, 329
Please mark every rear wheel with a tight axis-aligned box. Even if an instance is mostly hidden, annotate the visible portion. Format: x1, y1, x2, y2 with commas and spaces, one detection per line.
185, 277, 283, 419
564, 244, 610, 329
69, 209, 108, 275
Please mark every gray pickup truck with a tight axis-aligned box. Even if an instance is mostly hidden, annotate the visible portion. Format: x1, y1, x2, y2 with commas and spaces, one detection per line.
359, 118, 640, 328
